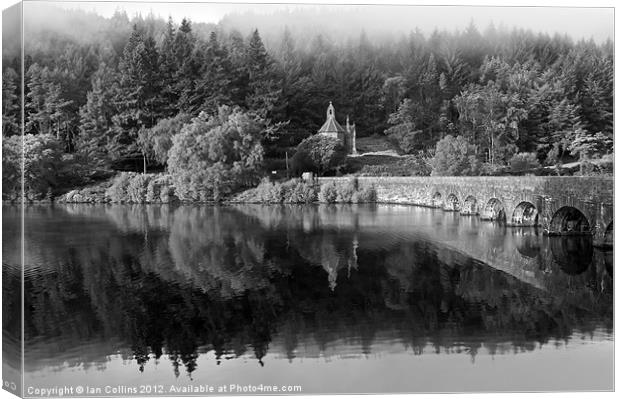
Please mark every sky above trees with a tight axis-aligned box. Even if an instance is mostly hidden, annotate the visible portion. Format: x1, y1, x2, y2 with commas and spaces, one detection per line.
41, 0, 614, 43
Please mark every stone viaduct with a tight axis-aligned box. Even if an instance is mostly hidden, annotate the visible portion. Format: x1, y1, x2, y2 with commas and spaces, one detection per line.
319, 176, 614, 247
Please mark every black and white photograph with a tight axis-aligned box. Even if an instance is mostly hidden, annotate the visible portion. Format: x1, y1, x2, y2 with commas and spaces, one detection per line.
1, 0, 615, 396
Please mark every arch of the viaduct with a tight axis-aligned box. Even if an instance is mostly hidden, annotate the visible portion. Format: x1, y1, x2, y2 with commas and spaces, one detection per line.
320, 176, 613, 247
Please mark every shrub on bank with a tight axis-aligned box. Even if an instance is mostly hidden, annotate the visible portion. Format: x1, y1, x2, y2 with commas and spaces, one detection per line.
335, 177, 357, 202
146, 174, 176, 203
105, 172, 177, 203
252, 178, 318, 204
232, 177, 375, 204
2, 133, 90, 201
56, 179, 112, 203
159, 184, 175, 203
319, 177, 376, 204
318, 181, 338, 203
106, 172, 135, 203
127, 174, 150, 203
353, 185, 377, 203
256, 178, 284, 203
283, 179, 317, 203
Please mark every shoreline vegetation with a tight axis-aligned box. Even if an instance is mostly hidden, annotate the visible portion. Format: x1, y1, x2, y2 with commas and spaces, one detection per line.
232, 177, 377, 204
47, 174, 377, 205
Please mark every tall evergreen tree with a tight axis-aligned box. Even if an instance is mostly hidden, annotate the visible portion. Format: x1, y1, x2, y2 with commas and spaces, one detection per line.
2, 68, 20, 137
579, 56, 613, 138
381, 76, 407, 120
25, 64, 73, 146
193, 32, 233, 115
541, 98, 585, 165
158, 17, 180, 117
226, 29, 250, 106
77, 63, 118, 166
111, 26, 163, 169
245, 29, 282, 118
173, 18, 199, 113
276, 27, 306, 125
349, 61, 384, 136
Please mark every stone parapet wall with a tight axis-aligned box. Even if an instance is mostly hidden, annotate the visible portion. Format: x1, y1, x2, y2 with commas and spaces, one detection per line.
318, 176, 613, 246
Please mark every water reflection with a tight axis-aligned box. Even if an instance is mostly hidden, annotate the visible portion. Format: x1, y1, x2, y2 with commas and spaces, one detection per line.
2, 204, 613, 391
548, 236, 594, 275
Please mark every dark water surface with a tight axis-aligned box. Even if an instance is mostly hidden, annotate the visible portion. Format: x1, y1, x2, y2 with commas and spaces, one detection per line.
2, 204, 614, 394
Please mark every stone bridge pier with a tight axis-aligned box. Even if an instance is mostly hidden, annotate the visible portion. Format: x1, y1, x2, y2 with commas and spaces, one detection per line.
319, 176, 614, 248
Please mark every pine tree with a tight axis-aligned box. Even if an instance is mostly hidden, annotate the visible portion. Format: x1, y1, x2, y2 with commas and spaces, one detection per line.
349, 61, 384, 136
437, 47, 469, 130
543, 99, 586, 165
111, 26, 163, 169
245, 29, 282, 118
226, 29, 250, 106
25, 64, 73, 145
308, 50, 336, 126
158, 17, 179, 117
46, 82, 74, 146
385, 98, 423, 153
580, 56, 613, 138
569, 130, 612, 159
381, 76, 407, 120
439, 46, 469, 100
276, 26, 307, 126
77, 63, 117, 166
2, 68, 20, 137
25, 63, 46, 134
173, 18, 199, 113
193, 32, 233, 115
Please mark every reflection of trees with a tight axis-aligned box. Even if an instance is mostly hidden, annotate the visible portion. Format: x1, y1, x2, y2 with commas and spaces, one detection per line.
3, 204, 613, 377
378, 242, 613, 359
166, 206, 279, 297
2, 264, 22, 374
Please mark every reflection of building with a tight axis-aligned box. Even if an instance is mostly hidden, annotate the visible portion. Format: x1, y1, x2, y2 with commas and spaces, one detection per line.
320, 234, 359, 291
348, 236, 359, 277
318, 102, 357, 155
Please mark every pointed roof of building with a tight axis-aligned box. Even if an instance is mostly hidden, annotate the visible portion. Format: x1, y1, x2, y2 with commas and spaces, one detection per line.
318, 102, 345, 135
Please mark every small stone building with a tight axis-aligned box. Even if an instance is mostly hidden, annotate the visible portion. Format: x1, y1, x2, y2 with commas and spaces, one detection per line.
317, 102, 357, 155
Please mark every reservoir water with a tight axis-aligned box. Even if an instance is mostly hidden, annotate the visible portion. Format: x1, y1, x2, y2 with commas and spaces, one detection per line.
2, 204, 614, 394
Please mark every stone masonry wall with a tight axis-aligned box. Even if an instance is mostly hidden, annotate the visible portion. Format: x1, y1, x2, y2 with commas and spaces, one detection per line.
318, 176, 613, 244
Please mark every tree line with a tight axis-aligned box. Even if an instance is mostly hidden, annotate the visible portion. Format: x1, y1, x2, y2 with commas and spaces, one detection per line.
2, 8, 614, 187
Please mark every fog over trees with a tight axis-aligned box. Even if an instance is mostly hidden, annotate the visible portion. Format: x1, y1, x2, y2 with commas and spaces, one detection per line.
2, 4, 614, 198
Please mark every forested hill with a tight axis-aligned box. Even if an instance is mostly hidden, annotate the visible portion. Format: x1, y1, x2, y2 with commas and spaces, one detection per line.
2, 3, 613, 176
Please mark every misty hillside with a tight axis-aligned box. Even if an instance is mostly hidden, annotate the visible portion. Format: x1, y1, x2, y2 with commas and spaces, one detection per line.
4, 3, 218, 63
2, 2, 613, 195
218, 7, 419, 50
220, 5, 612, 51
8, 3, 613, 62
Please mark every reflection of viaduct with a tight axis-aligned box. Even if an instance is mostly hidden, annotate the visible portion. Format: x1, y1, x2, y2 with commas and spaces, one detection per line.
236, 204, 612, 293
320, 176, 613, 247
